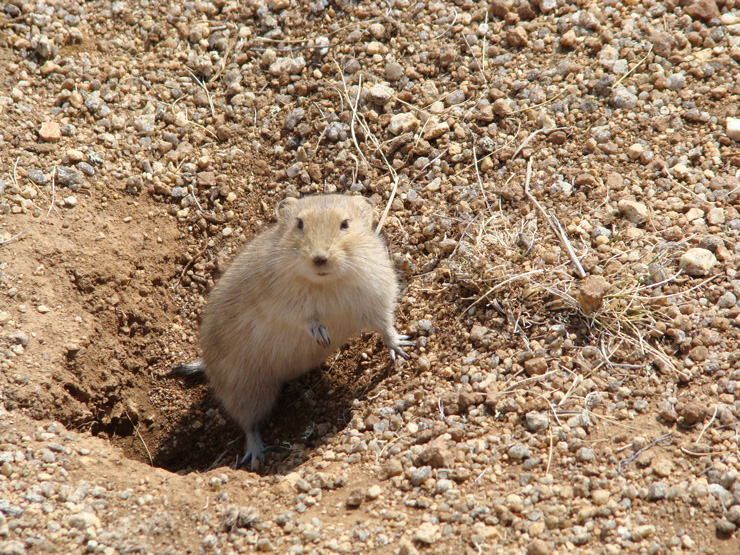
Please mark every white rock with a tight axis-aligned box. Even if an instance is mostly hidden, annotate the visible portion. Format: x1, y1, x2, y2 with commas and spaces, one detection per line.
230, 92, 256, 106
599, 45, 619, 68
366, 485, 382, 499
367, 84, 394, 105
398, 540, 420, 555
727, 117, 740, 142
539, 0, 557, 13
718, 292, 737, 308
366, 41, 385, 55
0, 541, 25, 555
671, 163, 689, 178
388, 112, 420, 135
268, 56, 306, 76
66, 149, 84, 163
685, 208, 704, 222
613, 59, 628, 73
469, 324, 489, 342
627, 143, 644, 160
592, 489, 610, 506
425, 102, 443, 116
680, 248, 717, 276
413, 522, 440, 544
173, 111, 189, 127
707, 207, 725, 225
617, 199, 648, 224
67, 511, 101, 530
506, 493, 524, 512
632, 525, 656, 540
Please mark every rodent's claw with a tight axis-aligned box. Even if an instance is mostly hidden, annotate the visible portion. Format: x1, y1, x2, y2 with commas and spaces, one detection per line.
389, 343, 412, 362
385, 333, 415, 363
238, 431, 266, 470
394, 336, 416, 360
310, 322, 331, 347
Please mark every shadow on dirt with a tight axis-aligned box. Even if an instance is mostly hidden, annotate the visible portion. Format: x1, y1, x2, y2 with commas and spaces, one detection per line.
153, 340, 395, 474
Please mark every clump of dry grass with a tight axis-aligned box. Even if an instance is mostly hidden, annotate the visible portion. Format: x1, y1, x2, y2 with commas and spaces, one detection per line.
447, 180, 718, 383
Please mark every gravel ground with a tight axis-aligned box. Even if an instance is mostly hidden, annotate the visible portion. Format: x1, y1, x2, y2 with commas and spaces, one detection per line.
2, 0, 740, 553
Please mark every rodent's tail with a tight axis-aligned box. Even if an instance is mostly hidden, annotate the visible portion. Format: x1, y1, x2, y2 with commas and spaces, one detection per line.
166, 358, 206, 379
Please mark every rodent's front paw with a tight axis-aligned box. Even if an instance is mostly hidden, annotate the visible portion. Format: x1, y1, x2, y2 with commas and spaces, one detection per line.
389, 335, 415, 363
310, 322, 331, 347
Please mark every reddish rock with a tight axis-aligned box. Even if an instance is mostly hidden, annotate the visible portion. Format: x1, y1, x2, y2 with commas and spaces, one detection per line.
381, 458, 403, 479
574, 173, 598, 189
505, 27, 528, 47
680, 402, 706, 426
489, 0, 509, 18
685, 0, 720, 21
688, 345, 708, 362
517, 1, 537, 20
577, 276, 611, 314
421, 439, 455, 468
524, 357, 548, 376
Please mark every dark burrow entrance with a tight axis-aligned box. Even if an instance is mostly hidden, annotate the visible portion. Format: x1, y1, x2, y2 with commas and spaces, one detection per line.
57, 304, 397, 474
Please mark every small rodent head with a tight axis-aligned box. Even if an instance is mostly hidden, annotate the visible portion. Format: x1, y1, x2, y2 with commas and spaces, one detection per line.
275, 195, 376, 283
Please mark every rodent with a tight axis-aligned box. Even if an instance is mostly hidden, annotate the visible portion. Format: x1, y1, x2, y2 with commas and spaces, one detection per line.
197, 194, 412, 466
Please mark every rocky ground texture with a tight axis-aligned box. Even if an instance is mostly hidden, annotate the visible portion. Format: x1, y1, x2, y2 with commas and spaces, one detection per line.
2, 0, 740, 553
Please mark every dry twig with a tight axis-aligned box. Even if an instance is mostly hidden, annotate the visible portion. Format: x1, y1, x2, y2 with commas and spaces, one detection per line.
523, 159, 586, 278
618, 432, 672, 473
0, 229, 27, 245
184, 66, 216, 119
46, 166, 57, 218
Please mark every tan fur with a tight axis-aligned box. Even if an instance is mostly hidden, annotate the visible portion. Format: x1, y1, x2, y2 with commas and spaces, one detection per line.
200, 194, 407, 464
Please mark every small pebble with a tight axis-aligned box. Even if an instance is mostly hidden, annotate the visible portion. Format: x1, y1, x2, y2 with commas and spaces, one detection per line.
28, 170, 47, 185
388, 113, 420, 135
39, 121, 61, 142
617, 199, 648, 224
77, 162, 95, 176
55, 167, 83, 188
727, 117, 740, 142
679, 248, 717, 277
413, 522, 440, 544
385, 62, 404, 81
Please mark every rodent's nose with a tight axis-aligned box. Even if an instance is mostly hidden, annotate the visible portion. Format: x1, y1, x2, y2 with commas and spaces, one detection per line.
313, 255, 328, 267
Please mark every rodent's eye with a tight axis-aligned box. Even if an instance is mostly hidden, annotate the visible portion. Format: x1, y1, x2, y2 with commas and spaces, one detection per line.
340, 219, 349, 230
296, 218, 304, 230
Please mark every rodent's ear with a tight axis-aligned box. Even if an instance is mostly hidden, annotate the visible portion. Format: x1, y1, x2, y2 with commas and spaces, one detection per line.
275, 197, 299, 221
354, 196, 375, 226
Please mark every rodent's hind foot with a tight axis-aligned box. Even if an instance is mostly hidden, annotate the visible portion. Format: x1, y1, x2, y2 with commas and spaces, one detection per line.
238, 431, 266, 470
166, 359, 205, 378
309, 320, 331, 347
389, 336, 415, 363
